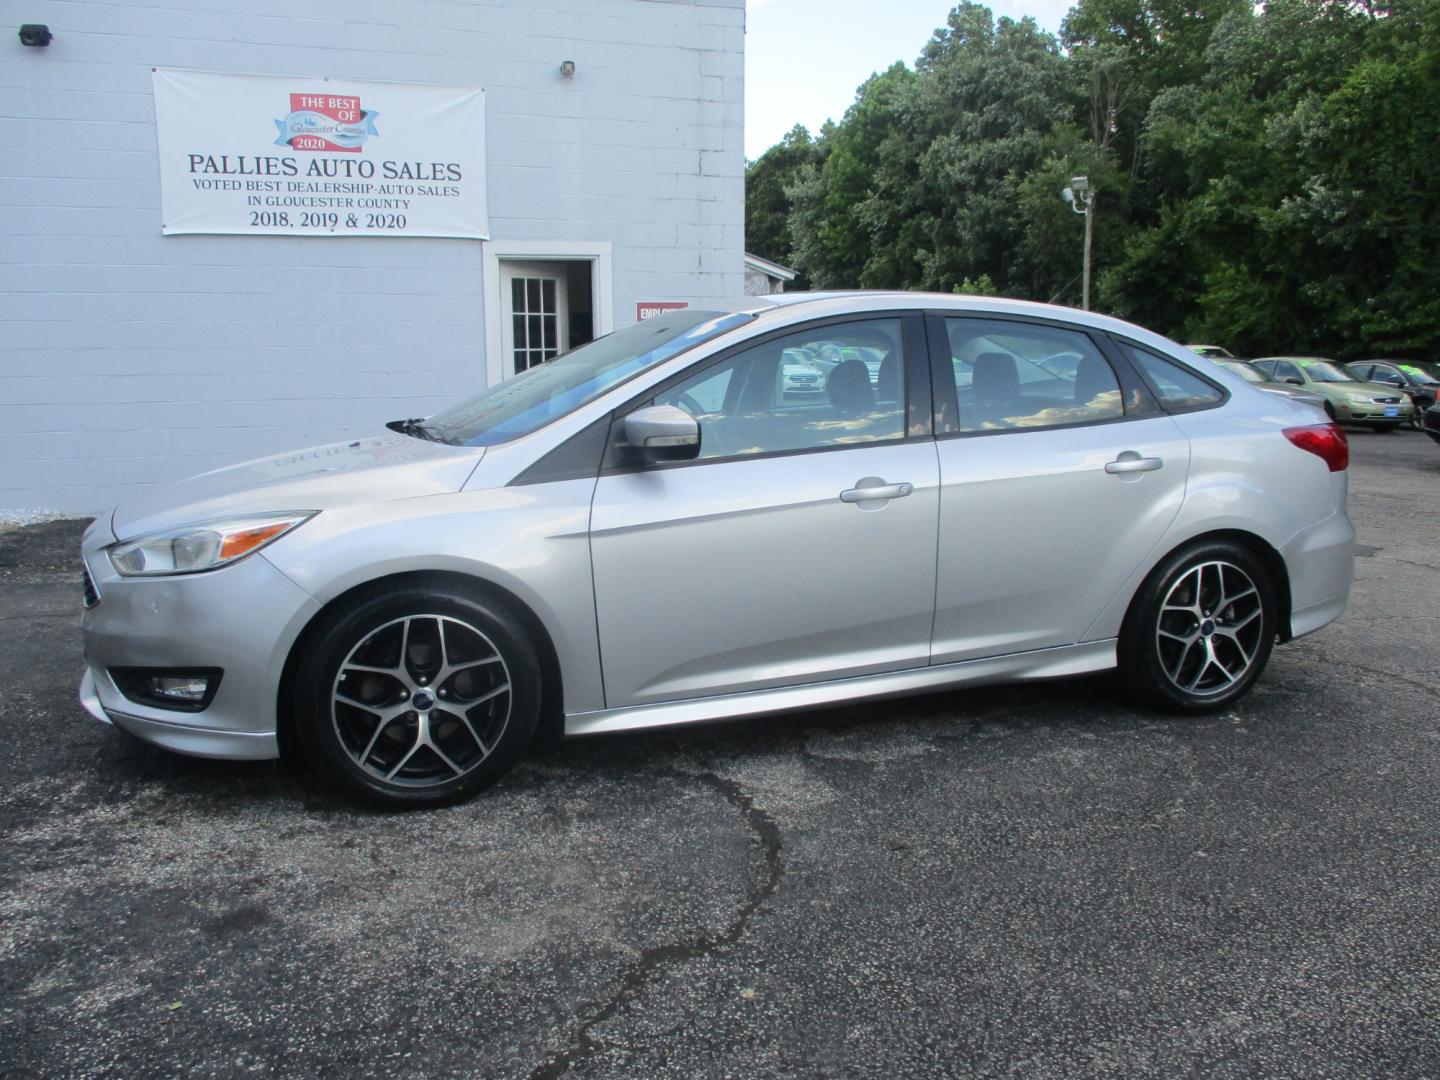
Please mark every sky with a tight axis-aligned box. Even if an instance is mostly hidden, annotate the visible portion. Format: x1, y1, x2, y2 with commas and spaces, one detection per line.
744, 0, 1076, 160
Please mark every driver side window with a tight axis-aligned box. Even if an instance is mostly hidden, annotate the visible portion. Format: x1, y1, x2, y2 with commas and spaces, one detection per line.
654, 319, 907, 461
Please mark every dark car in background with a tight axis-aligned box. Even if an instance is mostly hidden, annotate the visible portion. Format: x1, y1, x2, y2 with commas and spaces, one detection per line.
1423, 401, 1440, 446
1345, 360, 1440, 431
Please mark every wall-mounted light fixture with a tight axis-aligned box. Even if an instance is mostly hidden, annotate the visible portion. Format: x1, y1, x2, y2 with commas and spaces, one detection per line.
19, 24, 53, 46
559, 60, 576, 78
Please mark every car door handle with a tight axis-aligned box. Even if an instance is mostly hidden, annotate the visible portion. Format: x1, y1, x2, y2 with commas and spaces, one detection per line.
1105, 452, 1163, 475
840, 481, 913, 503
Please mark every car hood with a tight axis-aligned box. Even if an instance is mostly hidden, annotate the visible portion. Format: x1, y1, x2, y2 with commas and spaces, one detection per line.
111, 433, 484, 539
1312, 380, 1401, 398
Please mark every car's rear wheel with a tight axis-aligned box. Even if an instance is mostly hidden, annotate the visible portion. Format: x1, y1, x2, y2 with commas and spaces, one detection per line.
1119, 541, 1277, 713
293, 583, 540, 807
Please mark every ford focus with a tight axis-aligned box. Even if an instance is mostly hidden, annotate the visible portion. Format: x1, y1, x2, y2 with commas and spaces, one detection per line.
79, 293, 1355, 806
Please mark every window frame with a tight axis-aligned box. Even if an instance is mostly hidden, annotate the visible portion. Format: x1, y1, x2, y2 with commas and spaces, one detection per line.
926, 312, 1161, 440
599, 311, 934, 475
1108, 334, 1231, 415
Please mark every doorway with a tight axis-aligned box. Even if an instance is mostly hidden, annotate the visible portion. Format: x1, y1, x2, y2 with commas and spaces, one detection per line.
485, 243, 612, 385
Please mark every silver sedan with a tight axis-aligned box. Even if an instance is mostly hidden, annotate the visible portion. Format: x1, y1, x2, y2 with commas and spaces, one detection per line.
79, 293, 1356, 807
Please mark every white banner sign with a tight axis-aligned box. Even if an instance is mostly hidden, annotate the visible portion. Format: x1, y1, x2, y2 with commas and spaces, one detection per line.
152, 69, 488, 239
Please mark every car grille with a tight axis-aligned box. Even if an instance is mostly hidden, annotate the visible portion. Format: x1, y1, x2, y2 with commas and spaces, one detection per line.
82, 563, 100, 608
1374, 396, 1402, 404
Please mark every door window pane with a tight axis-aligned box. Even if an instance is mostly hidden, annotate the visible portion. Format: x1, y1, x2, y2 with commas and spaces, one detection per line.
944, 319, 1123, 433
655, 319, 906, 461
1122, 343, 1224, 409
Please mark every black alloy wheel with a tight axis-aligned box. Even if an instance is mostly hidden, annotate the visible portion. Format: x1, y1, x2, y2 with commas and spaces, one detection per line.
293, 583, 541, 807
1119, 540, 1277, 713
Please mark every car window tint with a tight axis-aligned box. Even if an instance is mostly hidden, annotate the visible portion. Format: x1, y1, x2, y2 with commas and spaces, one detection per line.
1123, 344, 1225, 409
654, 319, 906, 461
944, 319, 1123, 433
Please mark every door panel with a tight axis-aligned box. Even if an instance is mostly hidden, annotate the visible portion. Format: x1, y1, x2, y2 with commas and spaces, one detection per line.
590, 441, 940, 708
931, 416, 1190, 663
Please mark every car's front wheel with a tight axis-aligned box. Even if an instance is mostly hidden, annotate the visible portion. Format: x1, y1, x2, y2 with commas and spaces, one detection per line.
292, 582, 541, 807
1118, 541, 1277, 713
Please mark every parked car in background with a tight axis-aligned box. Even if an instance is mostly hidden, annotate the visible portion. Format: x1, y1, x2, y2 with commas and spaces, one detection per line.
79, 293, 1355, 807
1213, 359, 1326, 412
779, 347, 826, 398
1252, 356, 1413, 430
1423, 401, 1440, 446
1188, 345, 1236, 359
1345, 360, 1440, 430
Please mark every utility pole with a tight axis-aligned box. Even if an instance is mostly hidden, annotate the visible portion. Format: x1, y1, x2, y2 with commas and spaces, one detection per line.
1062, 176, 1094, 311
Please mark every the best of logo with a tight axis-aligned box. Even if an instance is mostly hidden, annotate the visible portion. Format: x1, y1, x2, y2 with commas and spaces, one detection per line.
274, 93, 379, 153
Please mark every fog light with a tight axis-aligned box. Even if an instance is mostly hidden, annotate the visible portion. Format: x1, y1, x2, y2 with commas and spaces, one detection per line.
151, 675, 210, 702
110, 667, 223, 712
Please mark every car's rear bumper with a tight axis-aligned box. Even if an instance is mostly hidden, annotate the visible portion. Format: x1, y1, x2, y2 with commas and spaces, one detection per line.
1281, 500, 1356, 640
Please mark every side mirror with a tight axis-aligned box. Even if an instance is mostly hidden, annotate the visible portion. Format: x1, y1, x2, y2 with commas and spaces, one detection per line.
1385, 375, 1404, 386
623, 405, 700, 463
1283, 376, 1304, 385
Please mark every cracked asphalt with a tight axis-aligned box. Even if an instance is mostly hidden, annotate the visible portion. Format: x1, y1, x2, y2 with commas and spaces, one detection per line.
2, 430, 1438, 1078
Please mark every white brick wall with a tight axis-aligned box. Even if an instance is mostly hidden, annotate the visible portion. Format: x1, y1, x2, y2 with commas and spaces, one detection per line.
0, 0, 745, 512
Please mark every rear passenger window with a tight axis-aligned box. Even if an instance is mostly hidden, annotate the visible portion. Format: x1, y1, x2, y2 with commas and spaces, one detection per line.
653, 319, 906, 461
943, 319, 1124, 433
1122, 344, 1225, 410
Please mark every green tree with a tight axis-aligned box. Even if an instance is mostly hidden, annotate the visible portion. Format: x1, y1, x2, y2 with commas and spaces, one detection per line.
744, 125, 824, 285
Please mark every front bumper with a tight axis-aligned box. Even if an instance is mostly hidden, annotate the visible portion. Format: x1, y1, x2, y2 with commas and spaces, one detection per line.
79, 669, 278, 759
79, 529, 321, 761
1334, 401, 1413, 423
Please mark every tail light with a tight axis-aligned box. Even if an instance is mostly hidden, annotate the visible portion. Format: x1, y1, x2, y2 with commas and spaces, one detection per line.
1283, 423, 1348, 472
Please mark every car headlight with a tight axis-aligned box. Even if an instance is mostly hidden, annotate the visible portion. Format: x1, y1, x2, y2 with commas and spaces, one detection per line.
107, 512, 315, 577
1345, 393, 1374, 404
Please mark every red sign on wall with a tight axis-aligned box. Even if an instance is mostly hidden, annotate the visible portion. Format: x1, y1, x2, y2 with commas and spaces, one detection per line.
282, 93, 373, 153
637, 301, 688, 321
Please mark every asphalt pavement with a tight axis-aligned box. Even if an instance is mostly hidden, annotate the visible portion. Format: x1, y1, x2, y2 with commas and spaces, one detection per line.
2, 428, 1437, 1078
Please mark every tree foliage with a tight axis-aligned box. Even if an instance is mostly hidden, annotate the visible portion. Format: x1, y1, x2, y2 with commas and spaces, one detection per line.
745, 0, 1440, 357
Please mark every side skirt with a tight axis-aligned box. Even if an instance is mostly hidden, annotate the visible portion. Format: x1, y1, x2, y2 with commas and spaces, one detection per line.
564, 639, 1117, 737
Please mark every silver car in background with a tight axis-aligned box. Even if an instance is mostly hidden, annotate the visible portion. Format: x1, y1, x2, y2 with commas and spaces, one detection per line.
79, 293, 1355, 807
1212, 358, 1328, 412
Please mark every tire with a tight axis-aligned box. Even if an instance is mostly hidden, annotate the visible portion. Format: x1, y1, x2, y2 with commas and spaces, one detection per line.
292, 583, 541, 808
1118, 540, 1277, 714
1323, 402, 1337, 421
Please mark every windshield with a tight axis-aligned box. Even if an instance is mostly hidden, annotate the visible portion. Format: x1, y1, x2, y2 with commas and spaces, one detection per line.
1297, 359, 1356, 383
1217, 360, 1265, 383
423, 310, 753, 447
1396, 363, 1440, 386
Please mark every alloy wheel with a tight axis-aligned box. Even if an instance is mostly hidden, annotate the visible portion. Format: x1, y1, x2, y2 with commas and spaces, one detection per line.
1154, 560, 1265, 698
330, 614, 512, 787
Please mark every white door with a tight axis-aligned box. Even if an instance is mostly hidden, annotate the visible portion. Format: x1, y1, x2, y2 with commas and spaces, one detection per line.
500, 261, 570, 377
